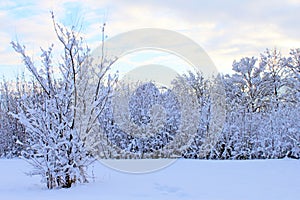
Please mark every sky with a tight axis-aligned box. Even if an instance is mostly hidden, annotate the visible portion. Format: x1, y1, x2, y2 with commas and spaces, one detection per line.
1, 0, 300, 80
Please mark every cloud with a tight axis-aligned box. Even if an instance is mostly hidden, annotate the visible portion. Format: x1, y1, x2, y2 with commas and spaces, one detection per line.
1, 0, 300, 79
90, 0, 300, 73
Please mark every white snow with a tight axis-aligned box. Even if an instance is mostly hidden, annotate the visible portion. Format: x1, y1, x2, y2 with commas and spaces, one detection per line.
0, 158, 299, 200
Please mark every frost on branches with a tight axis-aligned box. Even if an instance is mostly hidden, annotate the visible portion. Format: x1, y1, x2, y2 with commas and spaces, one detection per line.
11, 13, 116, 189
216, 50, 300, 159
99, 82, 182, 158
97, 79, 199, 159
0, 79, 25, 158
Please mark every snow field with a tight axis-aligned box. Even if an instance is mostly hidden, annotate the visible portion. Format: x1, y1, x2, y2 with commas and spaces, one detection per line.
0, 158, 299, 200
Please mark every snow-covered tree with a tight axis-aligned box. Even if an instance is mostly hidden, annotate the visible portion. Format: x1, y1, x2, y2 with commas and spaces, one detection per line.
261, 48, 289, 108
99, 81, 182, 158
11, 13, 116, 189
178, 71, 211, 158
288, 48, 300, 102
222, 56, 268, 159
173, 72, 226, 159
0, 79, 25, 158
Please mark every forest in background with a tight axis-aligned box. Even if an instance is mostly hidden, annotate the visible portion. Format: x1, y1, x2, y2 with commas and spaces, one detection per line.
1, 47, 299, 160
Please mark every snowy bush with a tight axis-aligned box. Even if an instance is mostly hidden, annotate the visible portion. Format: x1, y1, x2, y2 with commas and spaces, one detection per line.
10, 13, 116, 189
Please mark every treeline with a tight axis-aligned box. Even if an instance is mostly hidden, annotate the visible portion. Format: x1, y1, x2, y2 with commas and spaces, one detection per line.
95, 48, 300, 160
1, 48, 299, 160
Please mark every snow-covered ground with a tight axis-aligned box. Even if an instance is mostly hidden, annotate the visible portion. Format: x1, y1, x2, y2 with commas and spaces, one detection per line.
1, 158, 299, 200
